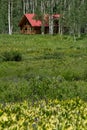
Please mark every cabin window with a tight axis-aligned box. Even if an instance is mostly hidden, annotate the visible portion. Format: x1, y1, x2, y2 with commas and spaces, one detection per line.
25, 27, 27, 31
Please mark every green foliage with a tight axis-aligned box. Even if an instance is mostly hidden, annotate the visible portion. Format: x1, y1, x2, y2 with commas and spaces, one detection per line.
0, 98, 87, 130
0, 34, 87, 103
1, 51, 22, 62
0, 0, 87, 36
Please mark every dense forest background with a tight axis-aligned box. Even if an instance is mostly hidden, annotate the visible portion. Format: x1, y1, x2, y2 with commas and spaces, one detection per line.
0, 0, 87, 37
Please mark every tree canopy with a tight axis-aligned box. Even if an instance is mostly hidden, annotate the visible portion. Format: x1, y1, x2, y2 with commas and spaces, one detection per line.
0, 0, 87, 37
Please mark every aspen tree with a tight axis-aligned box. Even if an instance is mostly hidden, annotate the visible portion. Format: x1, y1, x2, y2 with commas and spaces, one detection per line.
8, 0, 13, 35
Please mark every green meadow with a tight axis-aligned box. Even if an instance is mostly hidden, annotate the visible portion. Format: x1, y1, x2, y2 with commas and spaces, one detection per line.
0, 34, 87, 102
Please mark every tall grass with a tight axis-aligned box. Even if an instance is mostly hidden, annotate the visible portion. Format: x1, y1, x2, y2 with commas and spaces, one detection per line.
0, 34, 87, 102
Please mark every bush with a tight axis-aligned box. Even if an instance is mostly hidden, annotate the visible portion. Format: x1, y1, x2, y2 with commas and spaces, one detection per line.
1, 51, 22, 61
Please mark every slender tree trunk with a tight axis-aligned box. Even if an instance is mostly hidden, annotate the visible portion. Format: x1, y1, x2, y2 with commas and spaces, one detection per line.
41, 20, 45, 35
8, 0, 13, 35
8, 0, 11, 35
49, 0, 54, 35
23, 0, 26, 14
41, 0, 45, 35
10, 0, 13, 34
49, 15, 53, 35
73, 22, 76, 41
26, 0, 29, 13
77, 23, 81, 38
58, 18, 61, 34
32, 0, 35, 13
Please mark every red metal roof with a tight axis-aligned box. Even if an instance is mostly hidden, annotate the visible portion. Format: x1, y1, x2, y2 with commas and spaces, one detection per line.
25, 14, 42, 27
19, 13, 60, 27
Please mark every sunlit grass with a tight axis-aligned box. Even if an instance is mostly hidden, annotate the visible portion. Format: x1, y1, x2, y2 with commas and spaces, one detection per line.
0, 34, 87, 102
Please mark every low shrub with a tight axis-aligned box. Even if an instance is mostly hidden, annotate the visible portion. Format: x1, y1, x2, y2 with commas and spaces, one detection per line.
0, 76, 86, 103
1, 51, 22, 61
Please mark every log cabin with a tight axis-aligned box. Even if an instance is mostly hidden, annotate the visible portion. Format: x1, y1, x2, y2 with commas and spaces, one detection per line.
18, 14, 60, 34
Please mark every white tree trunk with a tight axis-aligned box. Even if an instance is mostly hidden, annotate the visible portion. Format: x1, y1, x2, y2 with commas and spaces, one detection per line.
23, 0, 26, 14
11, 0, 13, 34
41, 0, 45, 35
8, 0, 11, 35
49, 0, 54, 35
26, 0, 29, 13
49, 15, 53, 35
